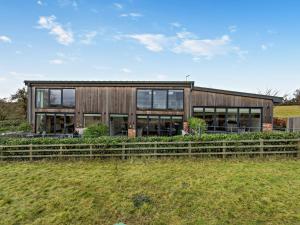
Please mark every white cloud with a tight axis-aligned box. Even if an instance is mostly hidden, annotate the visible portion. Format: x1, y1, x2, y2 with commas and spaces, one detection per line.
37, 15, 74, 45
121, 68, 131, 73
170, 22, 181, 28
156, 74, 168, 80
49, 59, 64, 64
126, 34, 169, 52
228, 25, 237, 33
0, 35, 12, 43
113, 3, 123, 9
9, 71, 45, 79
37, 0, 43, 5
261, 44, 267, 51
120, 13, 143, 18
80, 31, 97, 45
58, 0, 78, 10
176, 31, 197, 39
173, 35, 231, 59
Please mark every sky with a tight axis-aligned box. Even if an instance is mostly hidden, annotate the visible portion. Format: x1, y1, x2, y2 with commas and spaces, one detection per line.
0, 0, 299, 98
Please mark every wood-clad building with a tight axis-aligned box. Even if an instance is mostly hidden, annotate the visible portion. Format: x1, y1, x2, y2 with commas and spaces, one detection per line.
24, 80, 282, 136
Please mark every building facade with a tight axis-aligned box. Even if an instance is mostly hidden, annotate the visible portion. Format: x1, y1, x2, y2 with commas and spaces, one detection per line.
24, 81, 282, 136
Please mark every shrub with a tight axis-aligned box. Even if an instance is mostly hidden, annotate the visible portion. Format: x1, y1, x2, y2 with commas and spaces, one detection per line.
83, 123, 109, 138
17, 122, 32, 132
188, 117, 207, 135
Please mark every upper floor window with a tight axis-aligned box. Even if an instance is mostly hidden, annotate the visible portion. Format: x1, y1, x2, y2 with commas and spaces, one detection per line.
153, 90, 167, 109
137, 89, 184, 111
168, 90, 184, 110
36, 88, 75, 108
137, 90, 152, 109
36, 89, 49, 108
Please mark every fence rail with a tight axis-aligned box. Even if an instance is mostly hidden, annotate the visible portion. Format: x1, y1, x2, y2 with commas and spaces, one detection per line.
1, 139, 300, 161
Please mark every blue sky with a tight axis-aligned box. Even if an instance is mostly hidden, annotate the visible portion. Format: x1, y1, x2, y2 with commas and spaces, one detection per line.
0, 0, 299, 98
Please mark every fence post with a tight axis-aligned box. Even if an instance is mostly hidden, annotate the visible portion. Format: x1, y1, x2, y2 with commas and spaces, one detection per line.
0, 145, 3, 161
89, 144, 93, 159
188, 141, 192, 158
60, 144, 63, 157
122, 143, 125, 160
29, 144, 33, 161
222, 142, 226, 159
260, 139, 264, 158
154, 142, 157, 159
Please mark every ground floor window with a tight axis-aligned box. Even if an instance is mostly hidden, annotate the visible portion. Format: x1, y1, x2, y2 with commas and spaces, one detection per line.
110, 114, 128, 136
193, 107, 262, 132
35, 113, 75, 134
136, 115, 183, 137
83, 113, 102, 128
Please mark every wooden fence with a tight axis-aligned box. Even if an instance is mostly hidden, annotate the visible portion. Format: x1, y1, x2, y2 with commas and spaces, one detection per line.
0, 139, 300, 161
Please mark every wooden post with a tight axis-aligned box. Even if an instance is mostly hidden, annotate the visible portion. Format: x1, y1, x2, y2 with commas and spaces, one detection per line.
154, 142, 157, 159
122, 143, 125, 160
60, 144, 63, 158
297, 140, 300, 158
0, 145, 3, 161
222, 142, 226, 159
89, 144, 93, 159
260, 139, 264, 158
188, 141, 192, 158
29, 144, 33, 161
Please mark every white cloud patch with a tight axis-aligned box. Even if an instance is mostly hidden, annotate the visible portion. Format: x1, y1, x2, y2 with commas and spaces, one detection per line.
156, 74, 168, 80
120, 13, 143, 18
126, 34, 170, 52
125, 31, 245, 60
170, 22, 181, 28
121, 68, 131, 73
228, 25, 237, 33
37, 0, 43, 5
49, 59, 64, 64
113, 3, 123, 9
37, 15, 74, 45
80, 31, 97, 45
261, 43, 273, 51
173, 35, 231, 59
58, 0, 78, 10
0, 35, 12, 43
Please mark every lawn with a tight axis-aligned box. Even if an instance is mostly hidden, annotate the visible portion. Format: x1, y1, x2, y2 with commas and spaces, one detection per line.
0, 159, 300, 225
274, 105, 300, 118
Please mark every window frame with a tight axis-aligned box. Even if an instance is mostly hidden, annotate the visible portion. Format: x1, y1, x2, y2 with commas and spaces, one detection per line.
136, 88, 184, 111
83, 113, 102, 128
35, 88, 76, 109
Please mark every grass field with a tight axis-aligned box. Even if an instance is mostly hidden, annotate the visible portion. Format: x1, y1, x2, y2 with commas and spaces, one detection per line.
0, 159, 300, 225
274, 105, 300, 118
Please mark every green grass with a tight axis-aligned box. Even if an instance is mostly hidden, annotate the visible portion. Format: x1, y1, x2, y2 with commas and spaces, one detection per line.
274, 105, 300, 118
0, 159, 300, 225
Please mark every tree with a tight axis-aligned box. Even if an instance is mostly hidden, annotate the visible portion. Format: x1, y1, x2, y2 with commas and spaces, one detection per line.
0, 98, 8, 120
10, 87, 27, 119
188, 117, 207, 135
258, 88, 280, 96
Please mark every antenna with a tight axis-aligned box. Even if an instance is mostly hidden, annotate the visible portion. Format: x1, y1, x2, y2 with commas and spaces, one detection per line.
186, 74, 190, 81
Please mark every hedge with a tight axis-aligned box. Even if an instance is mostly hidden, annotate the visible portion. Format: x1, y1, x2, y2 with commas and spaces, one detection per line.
0, 132, 300, 146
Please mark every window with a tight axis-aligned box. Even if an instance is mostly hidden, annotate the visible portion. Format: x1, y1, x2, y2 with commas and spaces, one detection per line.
137, 90, 152, 109
193, 107, 262, 133
137, 89, 184, 111
110, 114, 128, 136
35, 88, 76, 108
84, 114, 102, 128
36, 89, 49, 108
136, 115, 183, 136
50, 89, 62, 106
153, 90, 167, 109
63, 89, 75, 107
168, 90, 184, 110
35, 113, 75, 134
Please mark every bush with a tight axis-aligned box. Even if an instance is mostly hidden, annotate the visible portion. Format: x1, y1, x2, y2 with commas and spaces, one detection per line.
83, 123, 109, 138
188, 117, 207, 135
17, 122, 32, 132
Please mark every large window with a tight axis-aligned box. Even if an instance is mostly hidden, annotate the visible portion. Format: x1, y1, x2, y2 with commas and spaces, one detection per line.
193, 107, 262, 132
35, 113, 75, 134
84, 114, 102, 128
168, 90, 184, 110
50, 89, 62, 107
36, 89, 49, 108
137, 90, 152, 109
153, 90, 167, 109
63, 89, 75, 107
36, 88, 75, 108
137, 89, 184, 111
136, 115, 183, 136
110, 114, 128, 136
